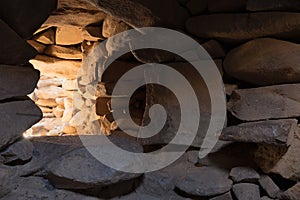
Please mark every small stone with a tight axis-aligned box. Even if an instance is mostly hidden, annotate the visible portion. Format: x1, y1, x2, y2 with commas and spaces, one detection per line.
102, 15, 131, 38
225, 84, 238, 96
259, 175, 281, 198
186, 0, 207, 15
280, 182, 300, 200
62, 79, 78, 91
27, 40, 46, 53
37, 77, 65, 88
34, 86, 72, 99
33, 28, 55, 45
62, 125, 77, 135
53, 106, 64, 118
44, 45, 82, 60
56, 26, 83, 45
229, 167, 260, 183
232, 183, 260, 200
1, 140, 34, 164
62, 108, 75, 122
39, 106, 53, 113
35, 99, 57, 107
210, 192, 233, 200
30, 55, 81, 79
175, 167, 232, 197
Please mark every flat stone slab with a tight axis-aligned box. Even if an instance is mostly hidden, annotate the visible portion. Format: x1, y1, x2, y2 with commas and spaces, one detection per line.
175, 167, 232, 197
220, 119, 298, 146
227, 84, 300, 121
232, 183, 260, 200
230, 167, 260, 183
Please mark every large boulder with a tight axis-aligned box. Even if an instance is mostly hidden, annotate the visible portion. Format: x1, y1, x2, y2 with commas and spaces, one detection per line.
0, 65, 39, 100
0, 0, 57, 39
186, 12, 300, 43
224, 38, 300, 85
227, 84, 300, 121
0, 19, 37, 65
0, 99, 42, 151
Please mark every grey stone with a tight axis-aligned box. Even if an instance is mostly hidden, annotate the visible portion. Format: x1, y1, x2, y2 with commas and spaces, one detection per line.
0, 165, 15, 198
220, 119, 298, 146
232, 183, 260, 200
176, 167, 232, 197
1, 139, 34, 164
259, 175, 281, 198
260, 197, 273, 200
227, 85, 300, 121
0, 0, 57, 39
224, 38, 300, 85
186, 13, 300, 43
247, 0, 300, 11
0, 19, 37, 65
0, 65, 40, 100
210, 192, 233, 200
46, 136, 142, 190
0, 99, 42, 151
230, 167, 260, 183
279, 182, 300, 200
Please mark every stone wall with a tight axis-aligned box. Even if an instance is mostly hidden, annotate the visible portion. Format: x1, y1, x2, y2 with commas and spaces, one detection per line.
1, 0, 300, 199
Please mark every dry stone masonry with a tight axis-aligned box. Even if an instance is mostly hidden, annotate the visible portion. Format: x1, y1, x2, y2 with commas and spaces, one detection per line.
1, 0, 300, 199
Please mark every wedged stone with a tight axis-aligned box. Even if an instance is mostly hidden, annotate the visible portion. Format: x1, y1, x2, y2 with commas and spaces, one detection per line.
33, 28, 55, 45
258, 175, 281, 198
227, 85, 300, 121
46, 136, 142, 190
30, 55, 81, 79
210, 192, 233, 200
1, 139, 34, 164
56, 27, 83, 45
220, 119, 298, 146
224, 38, 300, 85
280, 183, 300, 200
186, 13, 300, 43
37, 77, 65, 88
176, 167, 232, 197
225, 84, 238, 96
0, 0, 57, 39
232, 183, 260, 200
40, 106, 53, 113
229, 167, 260, 183
207, 0, 247, 12
0, 165, 14, 198
186, 0, 207, 15
102, 15, 131, 38
62, 79, 78, 91
202, 40, 226, 59
43, 8, 106, 28
34, 86, 72, 99
27, 40, 46, 53
53, 106, 64, 118
45, 45, 82, 60
0, 19, 37, 65
35, 99, 57, 107
247, 0, 300, 11
0, 65, 40, 100
254, 131, 300, 181
0, 99, 42, 151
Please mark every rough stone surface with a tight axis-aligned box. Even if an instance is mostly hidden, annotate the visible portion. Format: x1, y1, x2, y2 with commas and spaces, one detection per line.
280, 183, 300, 200
224, 38, 300, 85
247, 0, 300, 11
56, 26, 83, 45
0, 0, 57, 39
46, 136, 142, 189
131, 49, 175, 63
207, 0, 247, 12
175, 167, 232, 197
0, 99, 42, 151
30, 55, 81, 79
45, 45, 82, 60
1, 139, 34, 164
0, 165, 14, 198
232, 183, 260, 200
33, 28, 55, 45
186, 13, 300, 43
102, 15, 131, 38
258, 175, 281, 198
0, 65, 40, 100
220, 119, 298, 145
0, 19, 37, 65
210, 192, 233, 200
27, 40, 46, 53
227, 85, 300, 121
229, 167, 260, 183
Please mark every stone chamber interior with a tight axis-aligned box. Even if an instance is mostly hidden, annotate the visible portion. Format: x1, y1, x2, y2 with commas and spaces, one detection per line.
1, 0, 300, 199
